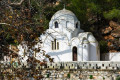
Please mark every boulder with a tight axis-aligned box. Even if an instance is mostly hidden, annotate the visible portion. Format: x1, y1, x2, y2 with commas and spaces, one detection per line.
104, 35, 114, 40
102, 26, 112, 34
111, 26, 120, 38
109, 21, 119, 28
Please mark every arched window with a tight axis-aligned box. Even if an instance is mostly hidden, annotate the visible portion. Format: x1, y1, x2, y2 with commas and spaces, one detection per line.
52, 41, 54, 50
51, 39, 59, 50
72, 46, 77, 61
76, 22, 78, 28
55, 21, 58, 28
52, 39, 56, 50
57, 42, 59, 50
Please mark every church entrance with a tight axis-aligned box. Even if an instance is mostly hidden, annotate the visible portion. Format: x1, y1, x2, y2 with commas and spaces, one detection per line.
72, 46, 77, 61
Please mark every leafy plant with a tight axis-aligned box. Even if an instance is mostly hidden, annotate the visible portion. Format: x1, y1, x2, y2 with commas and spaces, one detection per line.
116, 76, 120, 80
99, 40, 108, 53
67, 73, 70, 78
103, 77, 105, 80
89, 75, 93, 79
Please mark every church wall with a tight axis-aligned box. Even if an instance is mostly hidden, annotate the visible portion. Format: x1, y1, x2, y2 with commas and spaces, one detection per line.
71, 38, 80, 61
83, 43, 89, 61
109, 52, 120, 61
43, 38, 72, 62
89, 42, 98, 61
78, 44, 83, 61
72, 29, 79, 37
56, 40, 72, 62
66, 19, 74, 30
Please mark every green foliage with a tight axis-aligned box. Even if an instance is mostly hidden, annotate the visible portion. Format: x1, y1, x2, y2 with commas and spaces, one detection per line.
1, 0, 120, 57
69, 0, 87, 23
89, 75, 93, 79
67, 73, 70, 78
46, 73, 50, 78
103, 77, 105, 80
104, 9, 120, 20
116, 76, 120, 80
99, 40, 108, 53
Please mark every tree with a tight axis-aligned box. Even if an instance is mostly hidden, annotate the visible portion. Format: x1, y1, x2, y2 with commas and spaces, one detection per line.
0, 0, 56, 60
0, 0, 55, 79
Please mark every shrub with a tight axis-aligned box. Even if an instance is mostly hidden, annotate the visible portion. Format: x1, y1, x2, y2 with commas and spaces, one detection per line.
116, 76, 120, 80
103, 77, 105, 80
89, 75, 93, 79
67, 73, 70, 78
99, 40, 108, 53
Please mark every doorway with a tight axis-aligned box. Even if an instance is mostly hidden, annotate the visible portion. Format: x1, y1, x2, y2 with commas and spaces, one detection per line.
72, 46, 77, 61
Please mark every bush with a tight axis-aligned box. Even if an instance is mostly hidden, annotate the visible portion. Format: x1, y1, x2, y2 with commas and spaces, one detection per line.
99, 40, 108, 53
67, 73, 70, 78
116, 76, 120, 80
89, 75, 93, 79
103, 77, 105, 80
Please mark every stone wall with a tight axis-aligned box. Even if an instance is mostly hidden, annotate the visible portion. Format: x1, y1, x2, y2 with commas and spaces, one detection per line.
41, 69, 118, 80
46, 61, 120, 70
1, 61, 120, 80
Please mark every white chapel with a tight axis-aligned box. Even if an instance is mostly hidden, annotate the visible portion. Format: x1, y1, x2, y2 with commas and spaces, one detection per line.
40, 8, 100, 62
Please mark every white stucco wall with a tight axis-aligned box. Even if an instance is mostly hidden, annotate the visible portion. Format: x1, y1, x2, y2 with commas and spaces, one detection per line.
109, 52, 120, 61
40, 32, 100, 62
82, 40, 89, 61
17, 8, 100, 63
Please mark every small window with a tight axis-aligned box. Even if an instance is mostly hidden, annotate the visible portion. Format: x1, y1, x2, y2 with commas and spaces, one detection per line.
76, 22, 78, 28
54, 39, 56, 50
102, 64, 104, 67
55, 21, 58, 28
52, 41, 54, 50
109, 64, 110, 67
51, 39, 59, 50
57, 42, 59, 50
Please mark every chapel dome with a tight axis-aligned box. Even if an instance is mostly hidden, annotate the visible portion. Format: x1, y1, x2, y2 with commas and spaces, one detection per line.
49, 8, 80, 30
51, 8, 77, 20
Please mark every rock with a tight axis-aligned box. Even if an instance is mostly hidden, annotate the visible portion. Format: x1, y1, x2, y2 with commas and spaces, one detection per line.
59, 74, 63, 78
64, 73, 67, 77
109, 50, 117, 52
104, 35, 114, 40
109, 21, 119, 28
107, 42, 113, 47
102, 21, 120, 52
111, 27, 120, 37
102, 26, 112, 34
111, 33, 120, 37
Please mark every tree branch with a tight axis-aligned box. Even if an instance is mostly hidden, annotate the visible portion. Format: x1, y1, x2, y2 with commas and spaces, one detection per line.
8, 0, 24, 6
8, 5, 13, 14
0, 23, 10, 26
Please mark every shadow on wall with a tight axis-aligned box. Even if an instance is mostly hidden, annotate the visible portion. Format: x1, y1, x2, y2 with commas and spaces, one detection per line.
101, 53, 109, 61
100, 52, 120, 61
47, 49, 71, 56
109, 52, 120, 61
89, 43, 98, 61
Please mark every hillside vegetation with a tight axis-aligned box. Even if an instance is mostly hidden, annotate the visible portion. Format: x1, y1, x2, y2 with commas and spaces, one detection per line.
0, 0, 120, 60
46, 0, 120, 53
